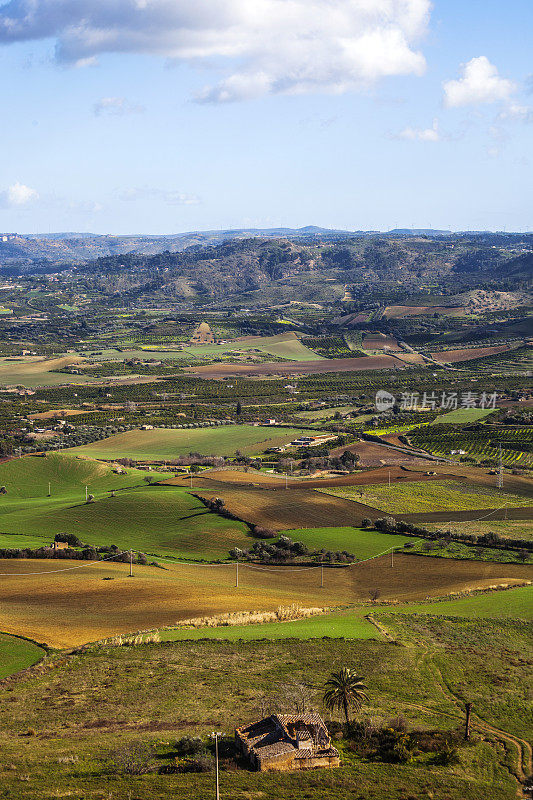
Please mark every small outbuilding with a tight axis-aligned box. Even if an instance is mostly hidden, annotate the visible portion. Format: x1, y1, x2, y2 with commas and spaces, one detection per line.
235, 713, 340, 772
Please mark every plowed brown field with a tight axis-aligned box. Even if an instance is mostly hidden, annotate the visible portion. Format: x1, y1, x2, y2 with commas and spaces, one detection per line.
0, 556, 530, 648
384, 305, 466, 318
363, 334, 402, 350
430, 345, 514, 363
186, 354, 403, 378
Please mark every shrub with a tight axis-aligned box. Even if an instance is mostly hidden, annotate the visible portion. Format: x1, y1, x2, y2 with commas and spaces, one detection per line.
252, 526, 277, 539
174, 736, 205, 757
109, 743, 155, 775
432, 744, 460, 765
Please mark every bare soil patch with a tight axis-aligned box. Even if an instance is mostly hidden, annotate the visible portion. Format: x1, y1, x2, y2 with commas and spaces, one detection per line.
430, 345, 515, 363
186, 354, 403, 378
384, 305, 466, 319
363, 333, 402, 350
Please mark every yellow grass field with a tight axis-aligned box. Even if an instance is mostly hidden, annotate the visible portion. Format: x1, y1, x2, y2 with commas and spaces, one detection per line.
0, 556, 530, 648
0, 355, 91, 387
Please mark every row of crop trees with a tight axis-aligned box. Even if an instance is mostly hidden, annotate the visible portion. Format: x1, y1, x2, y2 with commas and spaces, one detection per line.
363, 516, 532, 556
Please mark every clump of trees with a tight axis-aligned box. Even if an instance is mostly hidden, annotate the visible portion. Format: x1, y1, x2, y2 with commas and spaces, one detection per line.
230, 535, 355, 564
372, 516, 533, 555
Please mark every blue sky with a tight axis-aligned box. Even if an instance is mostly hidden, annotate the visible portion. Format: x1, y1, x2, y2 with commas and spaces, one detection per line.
0, 0, 531, 234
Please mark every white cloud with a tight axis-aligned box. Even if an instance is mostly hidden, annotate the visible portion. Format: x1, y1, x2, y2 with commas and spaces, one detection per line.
397, 117, 440, 141
0, 182, 39, 208
118, 187, 201, 206
443, 56, 516, 108
0, 0, 431, 102
498, 103, 533, 123
93, 96, 145, 116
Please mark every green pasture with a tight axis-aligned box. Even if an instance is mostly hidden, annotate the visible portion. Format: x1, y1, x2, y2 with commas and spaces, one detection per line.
159, 584, 533, 642
432, 408, 494, 424
284, 526, 419, 558
0, 481, 250, 561
319, 480, 531, 514
0, 453, 156, 499
66, 425, 316, 460
0, 627, 524, 800
178, 332, 322, 362
160, 611, 379, 641
0, 633, 45, 679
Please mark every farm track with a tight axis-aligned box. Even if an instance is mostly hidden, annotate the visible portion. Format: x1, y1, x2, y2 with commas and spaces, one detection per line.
373, 616, 532, 793
402, 507, 533, 523
171, 465, 458, 489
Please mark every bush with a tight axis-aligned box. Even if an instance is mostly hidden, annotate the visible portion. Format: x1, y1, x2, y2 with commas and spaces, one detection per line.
252, 526, 277, 539
174, 736, 205, 757
55, 533, 83, 547
109, 743, 155, 775
432, 744, 460, 765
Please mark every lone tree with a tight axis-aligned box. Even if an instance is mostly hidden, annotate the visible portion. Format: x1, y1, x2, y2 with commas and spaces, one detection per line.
323, 668, 368, 725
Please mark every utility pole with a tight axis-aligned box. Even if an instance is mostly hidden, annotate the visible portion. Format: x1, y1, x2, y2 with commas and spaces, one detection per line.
211, 732, 221, 800
129, 549, 133, 578
391, 548, 394, 568
388, 470, 391, 488
497, 445, 503, 490
321, 564, 324, 588
464, 702, 473, 740
235, 558, 239, 588
85, 485, 88, 501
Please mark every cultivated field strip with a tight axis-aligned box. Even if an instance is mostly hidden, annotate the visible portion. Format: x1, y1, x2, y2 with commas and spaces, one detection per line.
0, 556, 531, 648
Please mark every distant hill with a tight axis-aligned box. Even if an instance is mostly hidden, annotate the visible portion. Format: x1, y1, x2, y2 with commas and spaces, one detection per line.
1, 227, 532, 270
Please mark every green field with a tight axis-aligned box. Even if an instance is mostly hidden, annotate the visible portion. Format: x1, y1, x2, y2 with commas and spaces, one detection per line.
0, 633, 45, 679
159, 584, 533, 642
0, 485, 250, 560
180, 332, 322, 361
67, 425, 316, 460
161, 610, 379, 641
0, 455, 250, 559
432, 408, 495, 424
319, 480, 531, 514
0, 452, 157, 499
284, 526, 419, 558
0, 618, 526, 799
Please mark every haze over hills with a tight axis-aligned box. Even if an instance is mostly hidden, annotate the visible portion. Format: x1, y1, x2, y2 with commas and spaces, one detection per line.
0, 227, 531, 270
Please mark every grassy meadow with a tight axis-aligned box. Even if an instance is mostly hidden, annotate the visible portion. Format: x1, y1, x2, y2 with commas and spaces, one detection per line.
159, 585, 533, 642
432, 408, 495, 424
284, 526, 419, 558
319, 480, 531, 514
0, 618, 528, 800
67, 425, 316, 460
0, 633, 45, 679
180, 331, 323, 361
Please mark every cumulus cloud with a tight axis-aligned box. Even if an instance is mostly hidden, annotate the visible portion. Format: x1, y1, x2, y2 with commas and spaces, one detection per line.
118, 187, 201, 205
93, 96, 145, 116
397, 117, 440, 141
0, 0, 431, 101
443, 56, 516, 108
0, 182, 39, 208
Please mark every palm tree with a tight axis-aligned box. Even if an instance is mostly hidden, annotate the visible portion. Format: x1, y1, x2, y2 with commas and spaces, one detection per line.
323, 668, 368, 725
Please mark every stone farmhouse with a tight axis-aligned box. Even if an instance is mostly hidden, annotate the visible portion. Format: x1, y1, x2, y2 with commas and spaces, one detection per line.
235, 713, 340, 772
